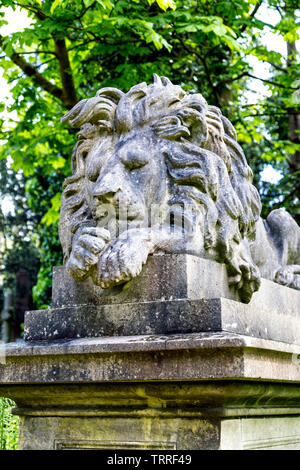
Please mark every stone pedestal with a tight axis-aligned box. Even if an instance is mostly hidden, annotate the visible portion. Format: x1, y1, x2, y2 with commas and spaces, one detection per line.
1, 255, 300, 450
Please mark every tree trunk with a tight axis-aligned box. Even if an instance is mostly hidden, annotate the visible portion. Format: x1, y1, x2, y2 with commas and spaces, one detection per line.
286, 16, 300, 173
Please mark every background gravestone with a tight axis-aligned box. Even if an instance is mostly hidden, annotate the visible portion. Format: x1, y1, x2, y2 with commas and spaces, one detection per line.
0, 290, 13, 344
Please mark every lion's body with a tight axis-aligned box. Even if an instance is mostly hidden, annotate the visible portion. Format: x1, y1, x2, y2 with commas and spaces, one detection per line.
250, 210, 300, 288
59, 76, 300, 302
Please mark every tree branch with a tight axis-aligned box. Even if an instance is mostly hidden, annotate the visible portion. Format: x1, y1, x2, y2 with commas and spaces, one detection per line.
225, 72, 248, 83
238, 1, 264, 35
68, 40, 97, 51
12, 2, 51, 21
16, 50, 57, 56
173, 34, 221, 107
268, 61, 288, 73
247, 72, 298, 89
0, 34, 64, 103
226, 71, 297, 90
76, 1, 97, 19
54, 38, 78, 109
269, 185, 299, 211
240, 112, 290, 118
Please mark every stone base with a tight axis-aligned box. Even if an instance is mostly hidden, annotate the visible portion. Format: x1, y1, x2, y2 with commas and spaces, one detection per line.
2, 254, 300, 450
1, 332, 300, 449
24, 255, 300, 344
16, 410, 300, 450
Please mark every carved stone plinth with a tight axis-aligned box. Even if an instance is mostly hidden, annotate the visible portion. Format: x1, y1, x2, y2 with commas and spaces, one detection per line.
1, 255, 300, 450
2, 332, 300, 450
25, 255, 300, 345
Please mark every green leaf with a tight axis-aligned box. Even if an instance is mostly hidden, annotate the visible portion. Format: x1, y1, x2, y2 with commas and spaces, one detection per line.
155, 0, 176, 11
41, 192, 61, 226
4, 41, 14, 57
51, 156, 66, 170
96, 0, 113, 10
284, 30, 299, 42
50, 0, 62, 14
222, 35, 241, 51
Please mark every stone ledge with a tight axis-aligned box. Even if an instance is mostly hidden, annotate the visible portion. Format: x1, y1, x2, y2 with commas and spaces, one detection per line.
24, 295, 300, 344
3, 378, 300, 414
5, 331, 300, 357
24, 255, 300, 343
11, 406, 300, 418
52, 255, 300, 318
2, 332, 300, 383
51, 255, 240, 308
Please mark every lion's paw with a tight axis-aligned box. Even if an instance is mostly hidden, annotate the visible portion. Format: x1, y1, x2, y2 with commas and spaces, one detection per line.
95, 231, 153, 288
274, 266, 300, 290
228, 257, 261, 303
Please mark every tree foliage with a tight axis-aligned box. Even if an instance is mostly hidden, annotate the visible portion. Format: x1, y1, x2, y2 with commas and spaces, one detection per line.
0, 0, 299, 308
0, 397, 19, 450
0, 159, 40, 304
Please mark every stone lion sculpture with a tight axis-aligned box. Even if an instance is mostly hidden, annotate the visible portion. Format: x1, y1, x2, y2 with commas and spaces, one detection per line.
59, 75, 300, 303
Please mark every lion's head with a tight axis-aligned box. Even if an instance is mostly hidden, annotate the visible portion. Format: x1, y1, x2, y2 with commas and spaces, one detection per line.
60, 75, 262, 302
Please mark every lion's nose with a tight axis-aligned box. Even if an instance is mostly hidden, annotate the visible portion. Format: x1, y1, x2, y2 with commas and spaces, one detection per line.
92, 168, 122, 201
96, 190, 119, 202
93, 184, 120, 201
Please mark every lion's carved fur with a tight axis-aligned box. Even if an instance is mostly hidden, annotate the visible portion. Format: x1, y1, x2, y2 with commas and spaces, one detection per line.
59, 75, 300, 303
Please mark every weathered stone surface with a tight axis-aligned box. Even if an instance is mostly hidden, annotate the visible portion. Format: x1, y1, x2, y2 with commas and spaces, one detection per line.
2, 330, 300, 449
23, 297, 300, 344
4, 380, 300, 412
24, 255, 300, 343
52, 253, 300, 314
221, 417, 300, 450
14, 413, 300, 450
24, 299, 223, 340
1, 337, 300, 450
52, 254, 240, 308
59, 75, 300, 303
2, 332, 300, 383
17, 415, 220, 450
52, 254, 300, 314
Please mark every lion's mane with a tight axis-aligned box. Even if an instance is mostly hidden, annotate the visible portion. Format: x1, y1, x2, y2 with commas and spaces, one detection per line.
60, 75, 262, 289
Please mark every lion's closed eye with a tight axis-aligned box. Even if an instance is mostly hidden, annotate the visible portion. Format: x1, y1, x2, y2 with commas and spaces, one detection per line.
120, 149, 149, 171
124, 159, 148, 171
86, 169, 99, 182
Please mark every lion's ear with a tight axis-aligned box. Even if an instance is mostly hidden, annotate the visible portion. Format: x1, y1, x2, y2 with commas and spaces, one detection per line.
61, 99, 88, 127
61, 90, 123, 129
161, 76, 172, 86
96, 87, 124, 104
62, 97, 109, 128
